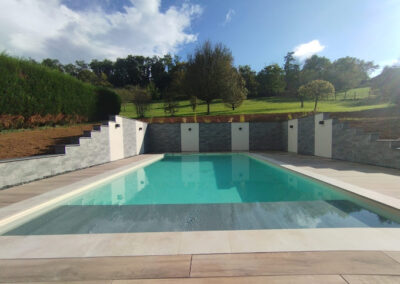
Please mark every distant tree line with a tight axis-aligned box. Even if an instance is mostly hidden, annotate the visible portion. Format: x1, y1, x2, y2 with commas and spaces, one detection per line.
34, 41, 388, 117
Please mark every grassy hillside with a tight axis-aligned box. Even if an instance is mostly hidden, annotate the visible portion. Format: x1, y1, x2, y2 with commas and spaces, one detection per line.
121, 87, 393, 119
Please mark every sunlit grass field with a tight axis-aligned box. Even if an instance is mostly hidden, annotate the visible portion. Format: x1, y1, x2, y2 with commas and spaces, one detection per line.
120, 87, 393, 118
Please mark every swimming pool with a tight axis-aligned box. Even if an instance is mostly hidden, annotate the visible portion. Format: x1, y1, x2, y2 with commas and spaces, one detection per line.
2, 153, 400, 235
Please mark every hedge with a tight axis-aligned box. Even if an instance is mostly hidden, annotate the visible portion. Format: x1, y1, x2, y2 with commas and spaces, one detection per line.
0, 54, 121, 129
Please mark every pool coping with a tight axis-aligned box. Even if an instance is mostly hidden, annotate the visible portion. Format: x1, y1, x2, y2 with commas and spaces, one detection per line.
248, 153, 400, 211
0, 154, 164, 232
0, 152, 399, 259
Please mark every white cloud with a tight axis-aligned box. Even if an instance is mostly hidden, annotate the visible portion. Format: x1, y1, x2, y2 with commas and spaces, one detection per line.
0, 0, 202, 63
223, 9, 235, 25
293, 40, 325, 60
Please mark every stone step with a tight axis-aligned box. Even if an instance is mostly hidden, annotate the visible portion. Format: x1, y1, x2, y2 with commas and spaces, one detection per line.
82, 130, 92, 137
54, 144, 66, 154
54, 144, 80, 154
391, 140, 400, 149
92, 124, 108, 131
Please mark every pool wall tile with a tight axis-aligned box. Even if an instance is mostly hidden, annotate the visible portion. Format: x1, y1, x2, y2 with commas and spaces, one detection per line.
199, 123, 231, 152
146, 123, 181, 153
249, 122, 284, 151
297, 116, 315, 155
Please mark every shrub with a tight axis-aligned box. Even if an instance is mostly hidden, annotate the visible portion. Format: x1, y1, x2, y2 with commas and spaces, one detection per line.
95, 87, 121, 120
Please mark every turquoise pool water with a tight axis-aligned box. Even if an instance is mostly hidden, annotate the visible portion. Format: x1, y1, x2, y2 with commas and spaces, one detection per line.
68, 154, 346, 205
3, 154, 400, 235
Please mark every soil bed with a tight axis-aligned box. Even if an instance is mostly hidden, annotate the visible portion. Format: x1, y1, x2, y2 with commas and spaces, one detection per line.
0, 124, 94, 160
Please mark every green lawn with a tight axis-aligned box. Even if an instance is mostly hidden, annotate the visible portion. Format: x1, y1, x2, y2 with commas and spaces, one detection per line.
120, 87, 393, 119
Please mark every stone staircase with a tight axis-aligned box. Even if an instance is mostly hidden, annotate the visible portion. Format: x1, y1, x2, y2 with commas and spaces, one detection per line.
54, 123, 109, 155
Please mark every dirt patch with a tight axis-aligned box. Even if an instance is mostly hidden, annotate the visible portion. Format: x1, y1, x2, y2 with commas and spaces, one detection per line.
0, 124, 95, 160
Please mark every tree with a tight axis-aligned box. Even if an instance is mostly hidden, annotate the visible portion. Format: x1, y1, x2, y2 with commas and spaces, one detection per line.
75, 60, 89, 72
328, 57, 378, 98
222, 69, 248, 110
90, 59, 114, 79
77, 69, 98, 84
300, 55, 331, 84
163, 94, 179, 116
371, 66, 400, 104
130, 86, 152, 117
76, 69, 111, 87
298, 80, 335, 111
185, 41, 235, 114
256, 64, 286, 96
147, 81, 161, 100
150, 56, 169, 96
114, 86, 135, 111
64, 63, 78, 77
41, 58, 64, 72
238, 65, 259, 97
283, 52, 300, 96
189, 96, 198, 112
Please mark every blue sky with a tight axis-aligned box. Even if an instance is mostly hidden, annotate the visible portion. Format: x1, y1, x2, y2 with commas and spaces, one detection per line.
1, 0, 399, 75
176, 0, 400, 72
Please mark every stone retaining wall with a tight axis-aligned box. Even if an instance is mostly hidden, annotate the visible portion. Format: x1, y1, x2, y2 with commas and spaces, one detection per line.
1, 113, 399, 190
0, 116, 146, 189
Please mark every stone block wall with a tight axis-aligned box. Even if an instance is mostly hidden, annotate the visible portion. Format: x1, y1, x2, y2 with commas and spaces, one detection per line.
297, 115, 315, 155
0, 124, 111, 189
2, 113, 399, 190
249, 122, 285, 151
332, 120, 400, 169
146, 123, 181, 153
0, 116, 147, 189
199, 123, 231, 152
281, 121, 288, 152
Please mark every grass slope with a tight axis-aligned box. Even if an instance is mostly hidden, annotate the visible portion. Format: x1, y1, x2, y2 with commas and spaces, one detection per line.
120, 87, 393, 119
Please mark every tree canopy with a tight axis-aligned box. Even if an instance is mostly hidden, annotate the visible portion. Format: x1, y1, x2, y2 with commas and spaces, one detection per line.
238, 65, 259, 97
256, 64, 286, 97
298, 80, 335, 111
32, 41, 386, 118
283, 52, 300, 95
222, 68, 248, 110
371, 66, 400, 104
185, 41, 236, 114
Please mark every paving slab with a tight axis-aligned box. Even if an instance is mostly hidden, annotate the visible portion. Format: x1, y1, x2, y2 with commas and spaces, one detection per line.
0, 255, 191, 282
190, 251, 400, 277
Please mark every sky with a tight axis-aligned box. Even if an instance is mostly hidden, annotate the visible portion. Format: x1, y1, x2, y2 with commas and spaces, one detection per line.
0, 0, 399, 75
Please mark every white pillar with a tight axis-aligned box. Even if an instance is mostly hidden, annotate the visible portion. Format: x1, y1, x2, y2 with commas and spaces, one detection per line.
314, 114, 332, 158
109, 116, 124, 161
135, 121, 147, 155
181, 123, 199, 152
288, 119, 298, 153
231, 123, 249, 151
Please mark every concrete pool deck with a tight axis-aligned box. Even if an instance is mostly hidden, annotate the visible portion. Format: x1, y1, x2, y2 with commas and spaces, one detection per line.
0, 152, 399, 282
